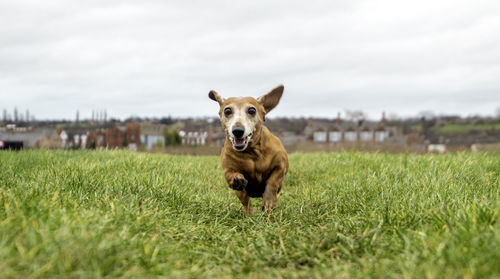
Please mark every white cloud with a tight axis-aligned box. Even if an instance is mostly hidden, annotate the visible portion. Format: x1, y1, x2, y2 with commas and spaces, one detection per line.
0, 0, 499, 120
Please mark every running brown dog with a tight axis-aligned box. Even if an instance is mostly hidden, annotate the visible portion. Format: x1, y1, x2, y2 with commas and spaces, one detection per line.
208, 85, 289, 216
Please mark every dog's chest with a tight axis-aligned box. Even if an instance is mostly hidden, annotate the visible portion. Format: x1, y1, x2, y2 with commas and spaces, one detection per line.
237, 156, 271, 184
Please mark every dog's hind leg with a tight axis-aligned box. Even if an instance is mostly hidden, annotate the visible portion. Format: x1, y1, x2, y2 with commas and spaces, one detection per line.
235, 190, 253, 217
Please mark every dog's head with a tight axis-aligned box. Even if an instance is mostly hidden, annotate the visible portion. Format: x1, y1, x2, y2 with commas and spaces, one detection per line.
208, 85, 284, 151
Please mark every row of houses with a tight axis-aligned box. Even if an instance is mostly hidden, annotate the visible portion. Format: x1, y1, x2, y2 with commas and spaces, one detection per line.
306, 113, 401, 144
0, 123, 214, 150
312, 127, 394, 143
139, 122, 215, 149
1, 114, 401, 150
0, 124, 142, 150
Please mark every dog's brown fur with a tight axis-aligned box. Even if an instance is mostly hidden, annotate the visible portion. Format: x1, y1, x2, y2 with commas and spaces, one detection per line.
209, 85, 289, 216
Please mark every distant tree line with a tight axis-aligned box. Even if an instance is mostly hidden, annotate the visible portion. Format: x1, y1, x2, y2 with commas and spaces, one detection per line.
164, 129, 181, 146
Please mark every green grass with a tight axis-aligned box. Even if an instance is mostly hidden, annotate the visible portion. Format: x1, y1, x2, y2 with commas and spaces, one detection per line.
0, 150, 499, 278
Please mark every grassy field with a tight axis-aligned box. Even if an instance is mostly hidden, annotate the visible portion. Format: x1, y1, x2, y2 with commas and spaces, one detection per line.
0, 150, 499, 278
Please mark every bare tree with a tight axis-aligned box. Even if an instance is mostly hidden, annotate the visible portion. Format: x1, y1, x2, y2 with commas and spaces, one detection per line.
345, 110, 366, 127
14, 107, 18, 122
418, 110, 436, 120
387, 112, 400, 121
344, 110, 366, 121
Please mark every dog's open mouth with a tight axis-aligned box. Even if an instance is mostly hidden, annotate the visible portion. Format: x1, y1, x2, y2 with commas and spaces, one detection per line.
231, 133, 252, 151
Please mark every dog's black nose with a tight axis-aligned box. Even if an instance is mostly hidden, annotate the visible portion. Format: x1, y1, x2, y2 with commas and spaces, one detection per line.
232, 126, 245, 138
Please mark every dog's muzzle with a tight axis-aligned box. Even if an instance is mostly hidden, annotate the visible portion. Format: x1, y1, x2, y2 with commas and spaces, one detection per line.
230, 133, 253, 151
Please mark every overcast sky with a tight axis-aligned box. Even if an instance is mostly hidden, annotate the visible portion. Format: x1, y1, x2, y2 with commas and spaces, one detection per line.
1, 0, 499, 120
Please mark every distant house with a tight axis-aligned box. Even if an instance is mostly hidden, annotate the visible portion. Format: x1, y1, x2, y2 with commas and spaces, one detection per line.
428, 144, 446, 153
37, 131, 63, 149
87, 130, 106, 148
344, 127, 357, 142
180, 130, 208, 145
60, 131, 68, 147
0, 126, 55, 149
140, 123, 166, 150
375, 115, 389, 142
106, 127, 125, 149
57, 130, 90, 149
375, 129, 389, 142
73, 123, 141, 150
304, 118, 330, 141
141, 134, 165, 150
309, 113, 399, 144
360, 127, 373, 142
206, 130, 226, 147
125, 123, 140, 151
104, 124, 141, 150
328, 126, 342, 143
0, 124, 140, 150
313, 128, 327, 143
278, 131, 306, 146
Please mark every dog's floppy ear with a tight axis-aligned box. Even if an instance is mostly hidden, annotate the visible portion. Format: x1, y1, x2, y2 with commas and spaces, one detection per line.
208, 90, 224, 105
258, 85, 284, 114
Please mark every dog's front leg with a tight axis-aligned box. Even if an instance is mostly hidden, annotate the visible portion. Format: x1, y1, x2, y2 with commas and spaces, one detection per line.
224, 170, 248, 191
235, 190, 253, 216
262, 167, 286, 213
224, 170, 251, 216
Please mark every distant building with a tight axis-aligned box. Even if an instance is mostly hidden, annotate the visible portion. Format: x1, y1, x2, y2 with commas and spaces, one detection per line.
37, 131, 63, 149
59, 130, 90, 149
206, 130, 226, 147
87, 130, 106, 148
140, 123, 166, 150
278, 131, 306, 146
344, 127, 357, 142
360, 127, 373, 141
375, 129, 389, 142
328, 126, 342, 143
313, 128, 327, 143
105, 127, 125, 148
125, 123, 140, 151
308, 113, 399, 144
0, 125, 55, 149
180, 130, 208, 145
428, 144, 446, 153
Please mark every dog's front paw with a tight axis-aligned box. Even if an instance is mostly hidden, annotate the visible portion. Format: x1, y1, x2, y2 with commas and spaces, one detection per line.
230, 176, 248, 191
262, 200, 276, 213
262, 190, 277, 213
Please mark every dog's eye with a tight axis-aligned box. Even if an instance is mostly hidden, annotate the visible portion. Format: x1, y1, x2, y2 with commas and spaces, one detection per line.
248, 107, 256, 115
224, 107, 232, 116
